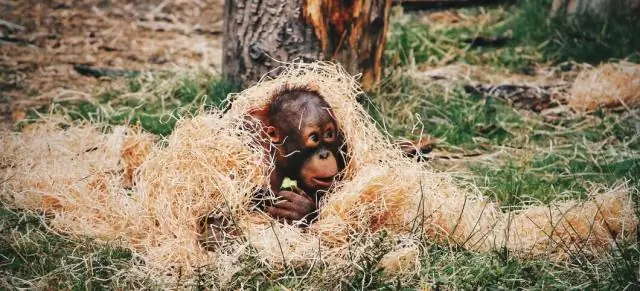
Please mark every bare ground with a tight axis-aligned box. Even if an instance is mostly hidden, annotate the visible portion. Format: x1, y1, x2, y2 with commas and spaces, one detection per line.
0, 0, 224, 128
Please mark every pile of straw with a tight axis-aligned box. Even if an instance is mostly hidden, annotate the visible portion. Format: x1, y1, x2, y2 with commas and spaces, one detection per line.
1, 62, 637, 285
569, 61, 640, 112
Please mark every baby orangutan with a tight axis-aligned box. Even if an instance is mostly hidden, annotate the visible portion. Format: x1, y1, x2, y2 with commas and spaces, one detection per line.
199, 87, 347, 249
259, 88, 347, 221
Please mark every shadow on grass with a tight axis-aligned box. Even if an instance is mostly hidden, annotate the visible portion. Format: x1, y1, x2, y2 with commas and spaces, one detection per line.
502, 0, 640, 64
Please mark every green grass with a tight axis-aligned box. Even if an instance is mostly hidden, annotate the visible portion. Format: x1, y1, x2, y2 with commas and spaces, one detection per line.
25, 74, 242, 136
417, 241, 640, 290
3, 1, 640, 289
385, 0, 640, 71
470, 155, 640, 207
0, 208, 143, 290
385, 6, 542, 71
502, 0, 640, 64
11, 73, 636, 289
369, 76, 530, 151
367, 73, 639, 203
360, 73, 640, 290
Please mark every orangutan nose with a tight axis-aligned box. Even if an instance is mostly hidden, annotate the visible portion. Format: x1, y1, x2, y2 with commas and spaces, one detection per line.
318, 148, 330, 159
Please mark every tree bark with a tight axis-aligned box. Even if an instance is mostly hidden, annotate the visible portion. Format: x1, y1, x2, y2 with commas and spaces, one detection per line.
223, 0, 392, 90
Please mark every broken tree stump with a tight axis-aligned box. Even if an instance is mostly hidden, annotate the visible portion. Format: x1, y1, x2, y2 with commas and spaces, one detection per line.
222, 0, 392, 90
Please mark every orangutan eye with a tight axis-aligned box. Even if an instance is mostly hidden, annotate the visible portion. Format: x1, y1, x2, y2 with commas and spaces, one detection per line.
325, 130, 334, 139
309, 133, 319, 143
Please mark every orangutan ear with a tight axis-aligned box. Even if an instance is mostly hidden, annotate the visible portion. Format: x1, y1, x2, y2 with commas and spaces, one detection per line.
266, 126, 280, 143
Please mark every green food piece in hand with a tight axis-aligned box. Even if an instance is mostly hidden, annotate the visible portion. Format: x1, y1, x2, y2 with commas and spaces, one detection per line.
281, 177, 298, 189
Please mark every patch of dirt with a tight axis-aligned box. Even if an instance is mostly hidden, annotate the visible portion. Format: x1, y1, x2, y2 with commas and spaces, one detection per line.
0, 0, 224, 128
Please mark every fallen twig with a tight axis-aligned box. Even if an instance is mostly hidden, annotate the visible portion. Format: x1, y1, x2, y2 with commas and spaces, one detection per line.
0, 19, 25, 31
0, 35, 35, 46
462, 36, 510, 48
398, 137, 437, 159
73, 65, 141, 78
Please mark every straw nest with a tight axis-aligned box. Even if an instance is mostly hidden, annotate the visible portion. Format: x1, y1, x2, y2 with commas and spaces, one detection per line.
1, 61, 637, 285
569, 61, 640, 112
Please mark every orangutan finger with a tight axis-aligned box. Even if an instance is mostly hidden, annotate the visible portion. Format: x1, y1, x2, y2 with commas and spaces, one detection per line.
273, 200, 299, 211
278, 190, 308, 205
274, 202, 311, 220
268, 207, 301, 221
279, 194, 315, 213
290, 186, 308, 196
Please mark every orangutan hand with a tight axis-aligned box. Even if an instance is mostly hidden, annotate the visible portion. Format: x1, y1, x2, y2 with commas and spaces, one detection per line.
267, 187, 317, 224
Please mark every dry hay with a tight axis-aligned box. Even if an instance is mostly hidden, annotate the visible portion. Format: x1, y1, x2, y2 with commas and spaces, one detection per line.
1, 61, 637, 286
569, 61, 640, 112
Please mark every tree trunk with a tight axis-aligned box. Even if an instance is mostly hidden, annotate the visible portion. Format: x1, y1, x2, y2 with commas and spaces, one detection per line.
222, 0, 392, 90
